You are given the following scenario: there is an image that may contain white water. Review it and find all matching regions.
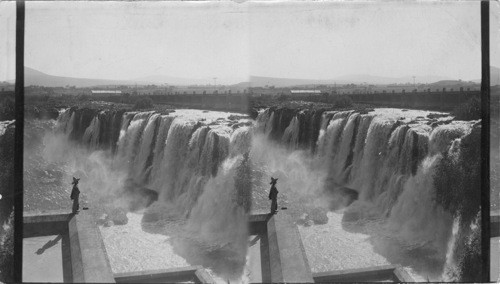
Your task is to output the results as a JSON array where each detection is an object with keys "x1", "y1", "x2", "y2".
[
  {"x1": 100, "y1": 212, "x2": 189, "y2": 273},
  {"x1": 299, "y1": 211, "x2": 389, "y2": 272}
]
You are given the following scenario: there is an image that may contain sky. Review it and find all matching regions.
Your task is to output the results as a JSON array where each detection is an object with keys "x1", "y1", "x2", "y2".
[
  {"x1": 0, "y1": 1, "x2": 15, "y2": 83},
  {"x1": 1, "y1": 0, "x2": 499, "y2": 84}
]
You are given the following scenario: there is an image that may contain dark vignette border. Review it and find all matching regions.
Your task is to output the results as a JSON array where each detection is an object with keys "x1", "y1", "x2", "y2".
[
  {"x1": 480, "y1": 0, "x2": 491, "y2": 282},
  {"x1": 14, "y1": 0, "x2": 24, "y2": 282}
]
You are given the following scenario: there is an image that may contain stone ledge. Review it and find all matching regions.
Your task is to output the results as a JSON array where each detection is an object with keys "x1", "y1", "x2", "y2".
[
  {"x1": 267, "y1": 213, "x2": 314, "y2": 283},
  {"x1": 249, "y1": 212, "x2": 270, "y2": 223},
  {"x1": 249, "y1": 212, "x2": 271, "y2": 235},
  {"x1": 23, "y1": 211, "x2": 72, "y2": 224},
  {"x1": 68, "y1": 211, "x2": 115, "y2": 283},
  {"x1": 313, "y1": 265, "x2": 414, "y2": 282},
  {"x1": 114, "y1": 266, "x2": 214, "y2": 283},
  {"x1": 23, "y1": 211, "x2": 72, "y2": 238}
]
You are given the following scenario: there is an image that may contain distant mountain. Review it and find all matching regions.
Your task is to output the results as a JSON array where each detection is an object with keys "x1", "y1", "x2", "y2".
[
  {"x1": 24, "y1": 67, "x2": 141, "y2": 87},
  {"x1": 428, "y1": 80, "x2": 479, "y2": 87},
  {"x1": 333, "y1": 74, "x2": 451, "y2": 85},
  {"x1": 23, "y1": 66, "x2": 496, "y2": 88},
  {"x1": 237, "y1": 74, "x2": 453, "y2": 88},
  {"x1": 234, "y1": 76, "x2": 339, "y2": 88},
  {"x1": 23, "y1": 67, "x2": 210, "y2": 87},
  {"x1": 132, "y1": 75, "x2": 208, "y2": 86}
]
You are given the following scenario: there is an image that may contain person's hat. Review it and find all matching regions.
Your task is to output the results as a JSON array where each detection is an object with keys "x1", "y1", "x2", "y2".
[
  {"x1": 270, "y1": 177, "x2": 278, "y2": 185},
  {"x1": 72, "y1": 177, "x2": 80, "y2": 185}
]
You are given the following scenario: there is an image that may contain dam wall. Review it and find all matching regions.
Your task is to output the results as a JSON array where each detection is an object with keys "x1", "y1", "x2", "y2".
[
  {"x1": 345, "y1": 90, "x2": 480, "y2": 110},
  {"x1": 88, "y1": 89, "x2": 480, "y2": 114}
]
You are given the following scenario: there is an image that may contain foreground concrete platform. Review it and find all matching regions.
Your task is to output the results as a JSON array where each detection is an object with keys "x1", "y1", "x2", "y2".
[
  {"x1": 23, "y1": 210, "x2": 115, "y2": 283},
  {"x1": 267, "y1": 213, "x2": 314, "y2": 283},
  {"x1": 249, "y1": 211, "x2": 314, "y2": 282},
  {"x1": 491, "y1": 211, "x2": 500, "y2": 282},
  {"x1": 492, "y1": 237, "x2": 500, "y2": 283},
  {"x1": 24, "y1": 209, "x2": 416, "y2": 283},
  {"x1": 23, "y1": 235, "x2": 66, "y2": 282},
  {"x1": 250, "y1": 211, "x2": 415, "y2": 283}
]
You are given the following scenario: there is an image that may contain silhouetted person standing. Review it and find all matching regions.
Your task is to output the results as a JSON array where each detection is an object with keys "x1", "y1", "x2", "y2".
[
  {"x1": 70, "y1": 177, "x2": 80, "y2": 214},
  {"x1": 269, "y1": 177, "x2": 278, "y2": 214}
]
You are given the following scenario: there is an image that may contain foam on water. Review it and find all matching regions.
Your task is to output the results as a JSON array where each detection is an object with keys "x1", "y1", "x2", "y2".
[
  {"x1": 99, "y1": 212, "x2": 189, "y2": 273},
  {"x1": 299, "y1": 211, "x2": 389, "y2": 272}
]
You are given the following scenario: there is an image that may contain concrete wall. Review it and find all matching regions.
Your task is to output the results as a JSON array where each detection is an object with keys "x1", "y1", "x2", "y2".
[
  {"x1": 91, "y1": 89, "x2": 480, "y2": 114},
  {"x1": 346, "y1": 90, "x2": 480, "y2": 110},
  {"x1": 282, "y1": 90, "x2": 480, "y2": 110},
  {"x1": 150, "y1": 93, "x2": 250, "y2": 113},
  {"x1": 68, "y1": 212, "x2": 115, "y2": 283},
  {"x1": 23, "y1": 212, "x2": 73, "y2": 282},
  {"x1": 23, "y1": 212, "x2": 71, "y2": 238},
  {"x1": 250, "y1": 212, "x2": 314, "y2": 283}
]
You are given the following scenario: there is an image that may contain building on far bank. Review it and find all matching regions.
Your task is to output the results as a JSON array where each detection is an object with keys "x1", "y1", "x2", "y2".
[
  {"x1": 290, "y1": 90, "x2": 322, "y2": 95},
  {"x1": 91, "y1": 90, "x2": 122, "y2": 95}
]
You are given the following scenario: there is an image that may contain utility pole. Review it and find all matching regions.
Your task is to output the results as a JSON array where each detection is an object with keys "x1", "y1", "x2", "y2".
[{"x1": 412, "y1": 76, "x2": 416, "y2": 89}]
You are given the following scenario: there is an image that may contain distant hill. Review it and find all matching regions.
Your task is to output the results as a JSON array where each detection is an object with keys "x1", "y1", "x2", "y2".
[
  {"x1": 24, "y1": 67, "x2": 140, "y2": 87},
  {"x1": 232, "y1": 76, "x2": 339, "y2": 88},
  {"x1": 21, "y1": 66, "x2": 498, "y2": 88},
  {"x1": 23, "y1": 67, "x2": 210, "y2": 88},
  {"x1": 236, "y1": 74, "x2": 453, "y2": 88},
  {"x1": 132, "y1": 75, "x2": 208, "y2": 86},
  {"x1": 333, "y1": 74, "x2": 451, "y2": 85},
  {"x1": 428, "y1": 80, "x2": 478, "y2": 87}
]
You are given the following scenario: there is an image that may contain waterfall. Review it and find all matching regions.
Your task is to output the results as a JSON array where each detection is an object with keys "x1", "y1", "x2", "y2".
[
  {"x1": 130, "y1": 113, "x2": 160, "y2": 184},
  {"x1": 147, "y1": 115, "x2": 175, "y2": 187},
  {"x1": 282, "y1": 116, "x2": 300, "y2": 148},
  {"x1": 56, "y1": 106, "x2": 480, "y2": 280},
  {"x1": 82, "y1": 116, "x2": 101, "y2": 149},
  {"x1": 255, "y1": 107, "x2": 479, "y2": 279}
]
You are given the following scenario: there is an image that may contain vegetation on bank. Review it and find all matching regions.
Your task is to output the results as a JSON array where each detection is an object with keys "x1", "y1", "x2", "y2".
[
  {"x1": 0, "y1": 116, "x2": 14, "y2": 283},
  {"x1": 0, "y1": 95, "x2": 15, "y2": 121},
  {"x1": 452, "y1": 96, "x2": 481, "y2": 121},
  {"x1": 133, "y1": 97, "x2": 155, "y2": 110},
  {"x1": 434, "y1": 124, "x2": 482, "y2": 281},
  {"x1": 332, "y1": 95, "x2": 353, "y2": 108}
]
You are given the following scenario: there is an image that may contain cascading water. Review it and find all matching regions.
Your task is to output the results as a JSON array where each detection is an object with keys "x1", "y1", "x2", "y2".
[
  {"x1": 29, "y1": 105, "x2": 481, "y2": 282},
  {"x1": 48, "y1": 108, "x2": 254, "y2": 281},
  {"x1": 255, "y1": 107, "x2": 480, "y2": 281}
]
